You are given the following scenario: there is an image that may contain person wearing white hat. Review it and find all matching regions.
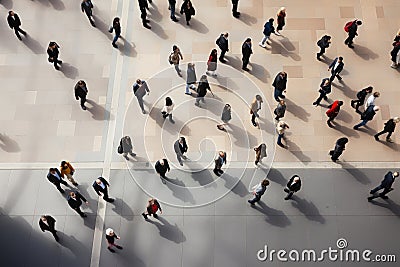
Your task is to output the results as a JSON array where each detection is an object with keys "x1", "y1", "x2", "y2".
[
  {"x1": 105, "y1": 228, "x2": 123, "y2": 253},
  {"x1": 374, "y1": 117, "x2": 400, "y2": 143}
]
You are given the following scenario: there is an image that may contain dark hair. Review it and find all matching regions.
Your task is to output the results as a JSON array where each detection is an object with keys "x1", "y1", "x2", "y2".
[
  {"x1": 113, "y1": 17, "x2": 120, "y2": 25},
  {"x1": 338, "y1": 101, "x2": 344, "y2": 106},
  {"x1": 339, "y1": 56, "x2": 343, "y2": 60},
  {"x1": 269, "y1": 18, "x2": 274, "y2": 23},
  {"x1": 165, "y1": 97, "x2": 173, "y2": 106},
  {"x1": 61, "y1": 161, "x2": 66, "y2": 166},
  {"x1": 356, "y1": 21, "x2": 362, "y2": 25},
  {"x1": 246, "y1": 38, "x2": 251, "y2": 42},
  {"x1": 211, "y1": 49, "x2": 217, "y2": 55},
  {"x1": 337, "y1": 137, "x2": 348, "y2": 146},
  {"x1": 8, "y1": 11, "x2": 13, "y2": 15},
  {"x1": 172, "y1": 45, "x2": 178, "y2": 51},
  {"x1": 366, "y1": 86, "x2": 373, "y2": 91}
]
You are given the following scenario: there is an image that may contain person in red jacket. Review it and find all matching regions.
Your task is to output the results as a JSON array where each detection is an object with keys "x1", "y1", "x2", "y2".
[{"x1": 326, "y1": 100, "x2": 343, "y2": 128}]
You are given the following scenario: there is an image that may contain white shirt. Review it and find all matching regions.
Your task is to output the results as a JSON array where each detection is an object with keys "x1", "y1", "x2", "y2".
[
  {"x1": 333, "y1": 61, "x2": 340, "y2": 71},
  {"x1": 365, "y1": 95, "x2": 375, "y2": 109},
  {"x1": 257, "y1": 100, "x2": 261, "y2": 110},
  {"x1": 99, "y1": 182, "x2": 105, "y2": 189},
  {"x1": 53, "y1": 172, "x2": 61, "y2": 180}
]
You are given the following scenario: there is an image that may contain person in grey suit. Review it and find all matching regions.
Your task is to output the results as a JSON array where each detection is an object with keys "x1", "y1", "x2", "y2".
[
  {"x1": 174, "y1": 137, "x2": 188, "y2": 166},
  {"x1": 133, "y1": 79, "x2": 150, "y2": 114}
]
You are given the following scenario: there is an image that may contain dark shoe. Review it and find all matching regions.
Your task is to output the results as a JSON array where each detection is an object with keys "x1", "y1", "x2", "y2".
[
  {"x1": 153, "y1": 214, "x2": 158, "y2": 219},
  {"x1": 55, "y1": 66, "x2": 60, "y2": 70},
  {"x1": 17, "y1": 36, "x2": 22, "y2": 41},
  {"x1": 278, "y1": 143, "x2": 285, "y2": 148},
  {"x1": 386, "y1": 138, "x2": 394, "y2": 143},
  {"x1": 186, "y1": 21, "x2": 190, "y2": 26},
  {"x1": 327, "y1": 121, "x2": 333, "y2": 128},
  {"x1": 380, "y1": 195, "x2": 389, "y2": 199},
  {"x1": 144, "y1": 24, "x2": 151, "y2": 29},
  {"x1": 108, "y1": 247, "x2": 116, "y2": 253},
  {"x1": 247, "y1": 200, "x2": 254, "y2": 205},
  {"x1": 348, "y1": 44, "x2": 354, "y2": 49},
  {"x1": 81, "y1": 213, "x2": 87, "y2": 218},
  {"x1": 284, "y1": 188, "x2": 290, "y2": 193},
  {"x1": 313, "y1": 102, "x2": 319, "y2": 106},
  {"x1": 317, "y1": 56, "x2": 321, "y2": 61},
  {"x1": 252, "y1": 122, "x2": 257, "y2": 127},
  {"x1": 172, "y1": 17, "x2": 179, "y2": 22},
  {"x1": 129, "y1": 152, "x2": 137, "y2": 157},
  {"x1": 367, "y1": 197, "x2": 373, "y2": 202},
  {"x1": 219, "y1": 59, "x2": 226, "y2": 63},
  {"x1": 337, "y1": 75, "x2": 342, "y2": 81},
  {"x1": 353, "y1": 126, "x2": 359, "y2": 130},
  {"x1": 242, "y1": 67, "x2": 250, "y2": 71},
  {"x1": 323, "y1": 96, "x2": 328, "y2": 100},
  {"x1": 73, "y1": 182, "x2": 79, "y2": 186},
  {"x1": 350, "y1": 101, "x2": 355, "y2": 108},
  {"x1": 374, "y1": 135, "x2": 379, "y2": 141},
  {"x1": 284, "y1": 196, "x2": 291, "y2": 200},
  {"x1": 60, "y1": 189, "x2": 65, "y2": 194},
  {"x1": 233, "y1": 12, "x2": 240, "y2": 18},
  {"x1": 142, "y1": 213, "x2": 148, "y2": 220},
  {"x1": 81, "y1": 105, "x2": 87, "y2": 110},
  {"x1": 107, "y1": 198, "x2": 115, "y2": 203},
  {"x1": 112, "y1": 43, "x2": 118, "y2": 48},
  {"x1": 54, "y1": 235, "x2": 59, "y2": 242},
  {"x1": 124, "y1": 155, "x2": 129, "y2": 160},
  {"x1": 369, "y1": 190, "x2": 375, "y2": 194},
  {"x1": 115, "y1": 245, "x2": 123, "y2": 250}
]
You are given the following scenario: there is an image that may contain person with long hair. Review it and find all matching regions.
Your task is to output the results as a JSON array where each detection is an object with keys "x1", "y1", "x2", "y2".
[
  {"x1": 162, "y1": 97, "x2": 175, "y2": 123},
  {"x1": 206, "y1": 49, "x2": 218, "y2": 76},
  {"x1": 276, "y1": 7, "x2": 286, "y2": 35}
]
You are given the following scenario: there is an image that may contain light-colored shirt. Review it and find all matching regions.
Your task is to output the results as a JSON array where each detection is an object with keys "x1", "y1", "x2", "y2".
[
  {"x1": 333, "y1": 61, "x2": 340, "y2": 71},
  {"x1": 257, "y1": 100, "x2": 261, "y2": 110},
  {"x1": 365, "y1": 95, "x2": 375, "y2": 109},
  {"x1": 53, "y1": 172, "x2": 61, "y2": 180},
  {"x1": 99, "y1": 182, "x2": 105, "y2": 189}
]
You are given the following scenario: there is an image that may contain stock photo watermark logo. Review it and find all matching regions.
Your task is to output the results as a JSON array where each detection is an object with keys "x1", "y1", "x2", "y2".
[{"x1": 257, "y1": 238, "x2": 396, "y2": 263}]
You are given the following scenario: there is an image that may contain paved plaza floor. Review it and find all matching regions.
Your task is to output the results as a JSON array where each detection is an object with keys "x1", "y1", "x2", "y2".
[{"x1": 0, "y1": 0, "x2": 400, "y2": 266}]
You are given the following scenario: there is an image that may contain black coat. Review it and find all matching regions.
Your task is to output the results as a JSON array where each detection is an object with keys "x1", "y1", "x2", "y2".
[
  {"x1": 81, "y1": 0, "x2": 93, "y2": 14},
  {"x1": 106, "y1": 233, "x2": 119, "y2": 244},
  {"x1": 348, "y1": 21, "x2": 358, "y2": 37},
  {"x1": 7, "y1": 13, "x2": 21, "y2": 29},
  {"x1": 356, "y1": 88, "x2": 369, "y2": 102},
  {"x1": 68, "y1": 192, "x2": 87, "y2": 209},
  {"x1": 155, "y1": 159, "x2": 170, "y2": 174},
  {"x1": 92, "y1": 177, "x2": 109, "y2": 195},
  {"x1": 47, "y1": 169, "x2": 64, "y2": 185},
  {"x1": 380, "y1": 172, "x2": 395, "y2": 189},
  {"x1": 361, "y1": 105, "x2": 376, "y2": 121},
  {"x1": 272, "y1": 73, "x2": 287, "y2": 91},
  {"x1": 329, "y1": 58, "x2": 344, "y2": 75},
  {"x1": 263, "y1": 21, "x2": 275, "y2": 36},
  {"x1": 287, "y1": 176, "x2": 301, "y2": 192},
  {"x1": 174, "y1": 140, "x2": 188, "y2": 155},
  {"x1": 319, "y1": 78, "x2": 331, "y2": 94},
  {"x1": 217, "y1": 34, "x2": 229, "y2": 51},
  {"x1": 47, "y1": 45, "x2": 60, "y2": 59},
  {"x1": 197, "y1": 81, "x2": 210, "y2": 97},
  {"x1": 241, "y1": 42, "x2": 252, "y2": 59},
  {"x1": 39, "y1": 215, "x2": 56, "y2": 232},
  {"x1": 75, "y1": 82, "x2": 88, "y2": 98},
  {"x1": 383, "y1": 119, "x2": 396, "y2": 132},
  {"x1": 317, "y1": 35, "x2": 330, "y2": 48}
]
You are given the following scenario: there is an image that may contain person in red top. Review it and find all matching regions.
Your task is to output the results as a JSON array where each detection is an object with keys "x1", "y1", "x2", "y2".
[
  {"x1": 142, "y1": 198, "x2": 162, "y2": 220},
  {"x1": 206, "y1": 49, "x2": 218, "y2": 76},
  {"x1": 326, "y1": 100, "x2": 343, "y2": 128}
]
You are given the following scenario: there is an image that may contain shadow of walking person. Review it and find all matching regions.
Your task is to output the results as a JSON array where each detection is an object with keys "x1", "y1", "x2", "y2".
[
  {"x1": 21, "y1": 35, "x2": 45, "y2": 54},
  {"x1": 291, "y1": 196, "x2": 326, "y2": 224},
  {"x1": 110, "y1": 197, "x2": 134, "y2": 221},
  {"x1": 60, "y1": 63, "x2": 79, "y2": 79},
  {"x1": 86, "y1": 99, "x2": 112, "y2": 120},
  {"x1": 252, "y1": 201, "x2": 291, "y2": 227},
  {"x1": 148, "y1": 216, "x2": 187, "y2": 243},
  {"x1": 368, "y1": 198, "x2": 400, "y2": 218},
  {"x1": 0, "y1": 133, "x2": 20, "y2": 152}
]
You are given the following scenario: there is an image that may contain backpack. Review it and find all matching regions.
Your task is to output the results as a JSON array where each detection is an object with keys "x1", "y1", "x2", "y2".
[
  {"x1": 344, "y1": 20, "x2": 355, "y2": 32},
  {"x1": 168, "y1": 53, "x2": 173, "y2": 65}
]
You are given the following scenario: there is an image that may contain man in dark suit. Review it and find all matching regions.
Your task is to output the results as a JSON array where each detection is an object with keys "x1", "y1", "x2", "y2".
[
  {"x1": 272, "y1": 72, "x2": 288, "y2": 102},
  {"x1": 155, "y1": 159, "x2": 170, "y2": 183},
  {"x1": 81, "y1": 0, "x2": 95, "y2": 27},
  {"x1": 68, "y1": 191, "x2": 89, "y2": 217},
  {"x1": 241, "y1": 38, "x2": 252, "y2": 71},
  {"x1": 351, "y1": 86, "x2": 373, "y2": 114},
  {"x1": 47, "y1": 41, "x2": 62, "y2": 70},
  {"x1": 328, "y1": 56, "x2": 344, "y2": 82},
  {"x1": 174, "y1": 137, "x2": 188, "y2": 166},
  {"x1": 39, "y1": 215, "x2": 59, "y2": 241},
  {"x1": 353, "y1": 105, "x2": 379, "y2": 130},
  {"x1": 74, "y1": 80, "x2": 88, "y2": 110},
  {"x1": 248, "y1": 179, "x2": 269, "y2": 204},
  {"x1": 284, "y1": 175, "x2": 301, "y2": 200},
  {"x1": 47, "y1": 168, "x2": 68, "y2": 193},
  {"x1": 313, "y1": 78, "x2": 331, "y2": 106},
  {"x1": 133, "y1": 79, "x2": 150, "y2": 114},
  {"x1": 92, "y1": 177, "x2": 114, "y2": 202},
  {"x1": 7, "y1": 11, "x2": 26, "y2": 40},
  {"x1": 231, "y1": 0, "x2": 240, "y2": 18},
  {"x1": 214, "y1": 151, "x2": 227, "y2": 176},
  {"x1": 345, "y1": 20, "x2": 362, "y2": 48},
  {"x1": 368, "y1": 171, "x2": 399, "y2": 201},
  {"x1": 138, "y1": 0, "x2": 151, "y2": 29},
  {"x1": 374, "y1": 117, "x2": 399, "y2": 143},
  {"x1": 216, "y1": 32, "x2": 229, "y2": 63},
  {"x1": 168, "y1": 0, "x2": 179, "y2": 22}
]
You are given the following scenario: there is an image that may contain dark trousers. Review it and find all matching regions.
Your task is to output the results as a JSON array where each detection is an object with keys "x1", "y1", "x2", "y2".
[
  {"x1": 345, "y1": 35, "x2": 355, "y2": 45},
  {"x1": 54, "y1": 180, "x2": 67, "y2": 193},
  {"x1": 249, "y1": 194, "x2": 261, "y2": 204},
  {"x1": 140, "y1": 9, "x2": 148, "y2": 25},
  {"x1": 314, "y1": 91, "x2": 327, "y2": 105},
  {"x1": 79, "y1": 95, "x2": 87, "y2": 107},
  {"x1": 277, "y1": 133, "x2": 284, "y2": 147},
  {"x1": 13, "y1": 26, "x2": 26, "y2": 40},
  {"x1": 220, "y1": 49, "x2": 227, "y2": 60},
  {"x1": 73, "y1": 206, "x2": 85, "y2": 216},
  {"x1": 329, "y1": 72, "x2": 341, "y2": 82},
  {"x1": 274, "y1": 89, "x2": 285, "y2": 102},
  {"x1": 251, "y1": 113, "x2": 257, "y2": 125},
  {"x1": 317, "y1": 47, "x2": 326, "y2": 58},
  {"x1": 45, "y1": 228, "x2": 59, "y2": 240},
  {"x1": 277, "y1": 23, "x2": 284, "y2": 31},
  {"x1": 159, "y1": 172, "x2": 166, "y2": 178},
  {"x1": 351, "y1": 99, "x2": 364, "y2": 113},
  {"x1": 112, "y1": 33, "x2": 120, "y2": 45},
  {"x1": 375, "y1": 130, "x2": 392, "y2": 139},
  {"x1": 242, "y1": 57, "x2": 249, "y2": 69},
  {"x1": 50, "y1": 56, "x2": 62, "y2": 68},
  {"x1": 369, "y1": 185, "x2": 392, "y2": 200},
  {"x1": 84, "y1": 10, "x2": 95, "y2": 24},
  {"x1": 327, "y1": 114, "x2": 337, "y2": 124},
  {"x1": 329, "y1": 150, "x2": 342, "y2": 161},
  {"x1": 100, "y1": 189, "x2": 112, "y2": 201},
  {"x1": 231, "y1": 0, "x2": 239, "y2": 15}
]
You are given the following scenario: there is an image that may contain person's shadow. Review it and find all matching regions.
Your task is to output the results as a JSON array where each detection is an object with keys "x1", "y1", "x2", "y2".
[
  {"x1": 21, "y1": 34, "x2": 44, "y2": 54},
  {"x1": 75, "y1": 183, "x2": 98, "y2": 212},
  {"x1": 92, "y1": 14, "x2": 113, "y2": 41},
  {"x1": 119, "y1": 37, "x2": 137, "y2": 57},
  {"x1": 219, "y1": 173, "x2": 248, "y2": 197},
  {"x1": 251, "y1": 201, "x2": 291, "y2": 227},
  {"x1": 33, "y1": 0, "x2": 65, "y2": 10},
  {"x1": 0, "y1": 133, "x2": 20, "y2": 152},
  {"x1": 285, "y1": 98, "x2": 311, "y2": 122},
  {"x1": 291, "y1": 196, "x2": 326, "y2": 224},
  {"x1": 86, "y1": 99, "x2": 112, "y2": 120},
  {"x1": 58, "y1": 233, "x2": 91, "y2": 261},
  {"x1": 369, "y1": 198, "x2": 400, "y2": 218},
  {"x1": 340, "y1": 162, "x2": 371, "y2": 185},
  {"x1": 237, "y1": 13, "x2": 257, "y2": 26},
  {"x1": 352, "y1": 44, "x2": 379, "y2": 60},
  {"x1": 110, "y1": 197, "x2": 134, "y2": 221},
  {"x1": 147, "y1": 216, "x2": 187, "y2": 243},
  {"x1": 60, "y1": 63, "x2": 79, "y2": 79},
  {"x1": 164, "y1": 176, "x2": 196, "y2": 204}
]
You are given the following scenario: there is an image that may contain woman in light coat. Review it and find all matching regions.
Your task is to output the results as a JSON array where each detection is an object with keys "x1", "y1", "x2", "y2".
[
  {"x1": 217, "y1": 104, "x2": 232, "y2": 131},
  {"x1": 162, "y1": 97, "x2": 175, "y2": 123}
]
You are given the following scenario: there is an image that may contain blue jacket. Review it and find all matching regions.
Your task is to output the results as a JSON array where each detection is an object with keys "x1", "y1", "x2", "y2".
[
  {"x1": 263, "y1": 21, "x2": 275, "y2": 36},
  {"x1": 381, "y1": 172, "x2": 395, "y2": 189}
]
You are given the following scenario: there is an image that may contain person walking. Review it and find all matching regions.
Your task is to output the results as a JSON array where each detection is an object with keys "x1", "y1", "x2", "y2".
[
  {"x1": 47, "y1": 41, "x2": 62, "y2": 70},
  {"x1": 132, "y1": 79, "x2": 150, "y2": 114},
  {"x1": 248, "y1": 179, "x2": 269, "y2": 205},
  {"x1": 368, "y1": 171, "x2": 399, "y2": 201},
  {"x1": 214, "y1": 151, "x2": 227, "y2": 176},
  {"x1": 155, "y1": 159, "x2": 170, "y2": 183},
  {"x1": 174, "y1": 137, "x2": 188, "y2": 166},
  {"x1": 284, "y1": 175, "x2": 301, "y2": 200},
  {"x1": 217, "y1": 104, "x2": 232, "y2": 131},
  {"x1": 259, "y1": 18, "x2": 275, "y2": 48},
  {"x1": 328, "y1": 56, "x2": 344, "y2": 82},
  {"x1": 161, "y1": 97, "x2": 175, "y2": 123},
  {"x1": 326, "y1": 100, "x2": 344, "y2": 128},
  {"x1": 180, "y1": 0, "x2": 195, "y2": 26},
  {"x1": 231, "y1": 0, "x2": 240, "y2": 18},
  {"x1": 119, "y1": 136, "x2": 136, "y2": 160},
  {"x1": 142, "y1": 198, "x2": 162, "y2": 220},
  {"x1": 216, "y1": 32, "x2": 229, "y2": 63},
  {"x1": 74, "y1": 80, "x2": 88, "y2": 110},
  {"x1": 350, "y1": 86, "x2": 373, "y2": 114},
  {"x1": 195, "y1": 75, "x2": 212, "y2": 107},
  {"x1": 365, "y1": 91, "x2": 380, "y2": 110},
  {"x1": 254, "y1": 143, "x2": 267, "y2": 166},
  {"x1": 67, "y1": 191, "x2": 89, "y2": 217},
  {"x1": 93, "y1": 177, "x2": 114, "y2": 203},
  {"x1": 374, "y1": 117, "x2": 400, "y2": 143},
  {"x1": 185, "y1": 63, "x2": 197, "y2": 95},
  {"x1": 39, "y1": 215, "x2": 59, "y2": 242},
  {"x1": 138, "y1": 0, "x2": 151, "y2": 29},
  {"x1": 109, "y1": 17, "x2": 121, "y2": 48},
  {"x1": 316, "y1": 35, "x2": 331, "y2": 60},
  {"x1": 275, "y1": 7, "x2": 286, "y2": 35},
  {"x1": 276, "y1": 120, "x2": 289, "y2": 148},
  {"x1": 241, "y1": 38, "x2": 253, "y2": 71},
  {"x1": 272, "y1": 71, "x2": 288, "y2": 102},
  {"x1": 7, "y1": 11, "x2": 27, "y2": 40},
  {"x1": 81, "y1": 0, "x2": 95, "y2": 27},
  {"x1": 313, "y1": 78, "x2": 331, "y2": 106},
  {"x1": 169, "y1": 45, "x2": 183, "y2": 76},
  {"x1": 329, "y1": 137, "x2": 348, "y2": 162},
  {"x1": 47, "y1": 168, "x2": 68, "y2": 194},
  {"x1": 206, "y1": 49, "x2": 218, "y2": 76},
  {"x1": 274, "y1": 100, "x2": 286, "y2": 121},
  {"x1": 390, "y1": 40, "x2": 400, "y2": 69},
  {"x1": 250, "y1": 95, "x2": 263, "y2": 127},
  {"x1": 105, "y1": 228, "x2": 123, "y2": 253},
  {"x1": 353, "y1": 105, "x2": 380, "y2": 130},
  {"x1": 344, "y1": 19, "x2": 362, "y2": 48},
  {"x1": 168, "y1": 0, "x2": 179, "y2": 22},
  {"x1": 60, "y1": 161, "x2": 78, "y2": 186}
]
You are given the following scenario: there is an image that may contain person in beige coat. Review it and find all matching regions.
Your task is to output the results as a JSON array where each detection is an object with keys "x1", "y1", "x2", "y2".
[
  {"x1": 276, "y1": 120, "x2": 289, "y2": 148},
  {"x1": 250, "y1": 95, "x2": 263, "y2": 127},
  {"x1": 169, "y1": 45, "x2": 183, "y2": 76},
  {"x1": 254, "y1": 143, "x2": 267, "y2": 166}
]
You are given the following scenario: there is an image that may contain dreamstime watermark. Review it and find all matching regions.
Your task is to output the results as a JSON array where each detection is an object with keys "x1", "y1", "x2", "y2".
[{"x1": 257, "y1": 238, "x2": 396, "y2": 263}]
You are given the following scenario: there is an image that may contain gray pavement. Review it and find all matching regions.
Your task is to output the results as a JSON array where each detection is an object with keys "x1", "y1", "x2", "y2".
[{"x1": 1, "y1": 167, "x2": 399, "y2": 267}]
